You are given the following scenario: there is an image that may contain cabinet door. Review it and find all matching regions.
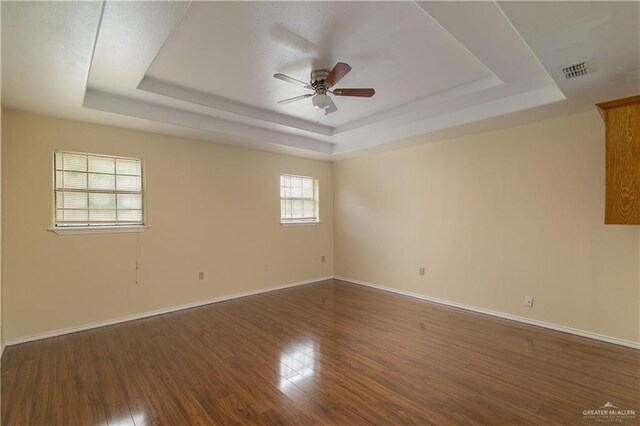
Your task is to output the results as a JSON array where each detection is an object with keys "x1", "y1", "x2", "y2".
[{"x1": 605, "y1": 104, "x2": 640, "y2": 224}]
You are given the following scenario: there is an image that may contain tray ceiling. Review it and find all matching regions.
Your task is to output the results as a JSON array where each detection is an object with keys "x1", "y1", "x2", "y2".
[
  {"x1": 144, "y1": 2, "x2": 494, "y2": 128},
  {"x1": 2, "y1": 1, "x2": 639, "y2": 160}
]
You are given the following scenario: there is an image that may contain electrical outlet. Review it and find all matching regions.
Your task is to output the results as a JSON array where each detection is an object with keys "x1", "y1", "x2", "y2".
[
  {"x1": 524, "y1": 296, "x2": 534, "y2": 308},
  {"x1": 265, "y1": 263, "x2": 271, "y2": 271},
  {"x1": 199, "y1": 272, "x2": 205, "y2": 280},
  {"x1": 419, "y1": 267, "x2": 425, "y2": 276},
  {"x1": 321, "y1": 255, "x2": 326, "y2": 263}
]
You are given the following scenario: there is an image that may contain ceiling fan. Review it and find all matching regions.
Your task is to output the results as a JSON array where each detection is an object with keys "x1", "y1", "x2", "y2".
[{"x1": 273, "y1": 62, "x2": 375, "y2": 114}]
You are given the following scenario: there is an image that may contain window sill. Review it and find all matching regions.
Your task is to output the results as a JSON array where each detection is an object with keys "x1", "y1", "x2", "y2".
[
  {"x1": 49, "y1": 225, "x2": 149, "y2": 235},
  {"x1": 280, "y1": 222, "x2": 321, "y2": 227}
]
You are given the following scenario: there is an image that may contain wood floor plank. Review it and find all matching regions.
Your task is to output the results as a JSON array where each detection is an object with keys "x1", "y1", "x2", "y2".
[
  {"x1": 2, "y1": 341, "x2": 43, "y2": 426},
  {"x1": 2, "y1": 279, "x2": 639, "y2": 425}
]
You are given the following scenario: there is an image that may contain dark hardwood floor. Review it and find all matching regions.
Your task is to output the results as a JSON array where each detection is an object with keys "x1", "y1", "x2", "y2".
[{"x1": 2, "y1": 279, "x2": 639, "y2": 425}]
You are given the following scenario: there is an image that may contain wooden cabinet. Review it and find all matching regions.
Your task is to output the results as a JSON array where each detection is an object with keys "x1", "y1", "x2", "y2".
[{"x1": 596, "y1": 95, "x2": 640, "y2": 224}]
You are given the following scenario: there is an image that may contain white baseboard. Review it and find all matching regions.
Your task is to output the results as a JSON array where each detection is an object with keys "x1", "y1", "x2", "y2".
[
  {"x1": 5, "y1": 276, "x2": 333, "y2": 347},
  {"x1": 6, "y1": 275, "x2": 638, "y2": 351},
  {"x1": 334, "y1": 276, "x2": 640, "y2": 350}
]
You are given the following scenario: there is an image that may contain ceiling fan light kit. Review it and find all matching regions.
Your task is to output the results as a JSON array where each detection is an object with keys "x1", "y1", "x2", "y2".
[
  {"x1": 312, "y1": 93, "x2": 331, "y2": 109},
  {"x1": 274, "y1": 62, "x2": 375, "y2": 115}
]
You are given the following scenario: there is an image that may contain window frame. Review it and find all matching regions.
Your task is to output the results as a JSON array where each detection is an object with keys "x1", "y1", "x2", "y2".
[
  {"x1": 51, "y1": 150, "x2": 148, "y2": 235},
  {"x1": 280, "y1": 174, "x2": 320, "y2": 226}
]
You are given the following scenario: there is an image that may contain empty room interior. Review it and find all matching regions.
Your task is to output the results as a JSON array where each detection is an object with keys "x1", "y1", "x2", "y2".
[{"x1": 1, "y1": 1, "x2": 639, "y2": 424}]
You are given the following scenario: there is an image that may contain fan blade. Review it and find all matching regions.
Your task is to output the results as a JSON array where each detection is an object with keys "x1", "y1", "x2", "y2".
[
  {"x1": 332, "y1": 88, "x2": 375, "y2": 97},
  {"x1": 325, "y1": 96, "x2": 337, "y2": 115},
  {"x1": 273, "y1": 73, "x2": 312, "y2": 89},
  {"x1": 325, "y1": 62, "x2": 351, "y2": 87},
  {"x1": 277, "y1": 93, "x2": 313, "y2": 104}
]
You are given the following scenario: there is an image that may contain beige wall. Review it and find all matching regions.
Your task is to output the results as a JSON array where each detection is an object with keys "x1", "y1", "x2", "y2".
[
  {"x1": 0, "y1": 99, "x2": 4, "y2": 350},
  {"x1": 0, "y1": 104, "x2": 3, "y2": 350},
  {"x1": 2, "y1": 110, "x2": 333, "y2": 341},
  {"x1": 3, "y1": 108, "x2": 638, "y2": 345},
  {"x1": 334, "y1": 111, "x2": 640, "y2": 344}
]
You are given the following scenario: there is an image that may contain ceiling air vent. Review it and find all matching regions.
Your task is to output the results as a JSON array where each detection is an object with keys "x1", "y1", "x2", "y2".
[{"x1": 561, "y1": 61, "x2": 592, "y2": 79}]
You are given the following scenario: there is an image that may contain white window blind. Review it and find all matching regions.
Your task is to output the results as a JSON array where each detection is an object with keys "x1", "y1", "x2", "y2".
[
  {"x1": 54, "y1": 151, "x2": 144, "y2": 227},
  {"x1": 280, "y1": 174, "x2": 319, "y2": 224}
]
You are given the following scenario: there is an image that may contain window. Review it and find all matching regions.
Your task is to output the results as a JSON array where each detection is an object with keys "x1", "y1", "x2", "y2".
[
  {"x1": 54, "y1": 151, "x2": 144, "y2": 228},
  {"x1": 280, "y1": 174, "x2": 319, "y2": 224}
]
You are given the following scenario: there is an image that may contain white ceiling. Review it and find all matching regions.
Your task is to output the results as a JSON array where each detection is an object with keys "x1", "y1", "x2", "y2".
[
  {"x1": 146, "y1": 2, "x2": 493, "y2": 127},
  {"x1": 2, "y1": 1, "x2": 639, "y2": 160}
]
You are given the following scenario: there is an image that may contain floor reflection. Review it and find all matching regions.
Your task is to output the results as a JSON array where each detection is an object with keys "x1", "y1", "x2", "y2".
[
  {"x1": 99, "y1": 410, "x2": 145, "y2": 426},
  {"x1": 278, "y1": 339, "x2": 319, "y2": 391},
  {"x1": 131, "y1": 411, "x2": 147, "y2": 425}
]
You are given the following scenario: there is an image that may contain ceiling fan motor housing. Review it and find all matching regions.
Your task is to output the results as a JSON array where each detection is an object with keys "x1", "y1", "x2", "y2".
[
  {"x1": 311, "y1": 69, "x2": 331, "y2": 90},
  {"x1": 310, "y1": 69, "x2": 331, "y2": 109}
]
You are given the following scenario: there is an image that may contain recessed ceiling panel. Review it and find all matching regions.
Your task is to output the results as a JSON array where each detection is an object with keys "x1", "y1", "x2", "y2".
[{"x1": 145, "y1": 1, "x2": 495, "y2": 127}]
